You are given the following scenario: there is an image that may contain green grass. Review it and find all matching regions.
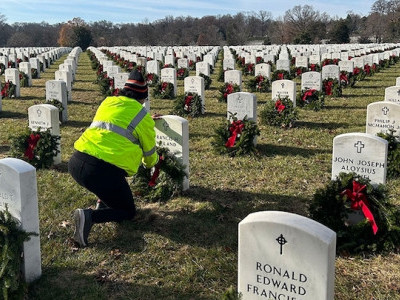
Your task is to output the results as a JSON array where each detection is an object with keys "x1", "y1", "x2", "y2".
[{"x1": 1, "y1": 52, "x2": 400, "y2": 299}]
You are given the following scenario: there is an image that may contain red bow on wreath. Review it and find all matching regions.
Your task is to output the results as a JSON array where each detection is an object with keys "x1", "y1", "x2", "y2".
[
  {"x1": 275, "y1": 100, "x2": 286, "y2": 113},
  {"x1": 310, "y1": 64, "x2": 317, "y2": 71},
  {"x1": 225, "y1": 120, "x2": 244, "y2": 148},
  {"x1": 341, "y1": 180, "x2": 378, "y2": 235},
  {"x1": 148, "y1": 156, "x2": 164, "y2": 187},
  {"x1": 184, "y1": 95, "x2": 193, "y2": 112},
  {"x1": 364, "y1": 65, "x2": 371, "y2": 75},
  {"x1": 340, "y1": 73, "x2": 349, "y2": 85},
  {"x1": 324, "y1": 81, "x2": 333, "y2": 96},
  {"x1": 277, "y1": 73, "x2": 284, "y2": 80},
  {"x1": 223, "y1": 84, "x2": 234, "y2": 100},
  {"x1": 302, "y1": 89, "x2": 316, "y2": 102},
  {"x1": 24, "y1": 133, "x2": 41, "y2": 160},
  {"x1": 161, "y1": 82, "x2": 168, "y2": 92},
  {"x1": 1, "y1": 81, "x2": 9, "y2": 97}
]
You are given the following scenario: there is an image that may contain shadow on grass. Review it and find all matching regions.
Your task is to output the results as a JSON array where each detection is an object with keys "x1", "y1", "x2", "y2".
[
  {"x1": 29, "y1": 266, "x2": 208, "y2": 300},
  {"x1": 99, "y1": 185, "x2": 310, "y2": 252},
  {"x1": 64, "y1": 120, "x2": 91, "y2": 128},
  {"x1": 344, "y1": 93, "x2": 376, "y2": 98},
  {"x1": 68, "y1": 100, "x2": 100, "y2": 106},
  {"x1": 0, "y1": 110, "x2": 27, "y2": 119},
  {"x1": 256, "y1": 143, "x2": 330, "y2": 158},
  {"x1": 296, "y1": 120, "x2": 349, "y2": 129},
  {"x1": 324, "y1": 105, "x2": 364, "y2": 110}
]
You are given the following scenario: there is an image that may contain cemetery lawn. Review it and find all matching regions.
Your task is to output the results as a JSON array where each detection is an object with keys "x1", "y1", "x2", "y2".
[{"x1": 1, "y1": 52, "x2": 400, "y2": 300}]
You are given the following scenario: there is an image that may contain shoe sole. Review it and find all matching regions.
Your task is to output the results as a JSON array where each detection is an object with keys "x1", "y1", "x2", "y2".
[{"x1": 73, "y1": 209, "x2": 87, "y2": 247}]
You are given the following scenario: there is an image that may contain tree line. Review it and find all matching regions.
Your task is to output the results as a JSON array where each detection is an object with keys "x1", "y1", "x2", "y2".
[{"x1": 0, "y1": 1, "x2": 399, "y2": 50}]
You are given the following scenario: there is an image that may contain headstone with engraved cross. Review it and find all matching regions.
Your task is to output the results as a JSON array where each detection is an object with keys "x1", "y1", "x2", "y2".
[
  {"x1": 384, "y1": 86, "x2": 400, "y2": 104},
  {"x1": 366, "y1": 101, "x2": 400, "y2": 138},
  {"x1": 332, "y1": 133, "x2": 388, "y2": 186},
  {"x1": 238, "y1": 211, "x2": 336, "y2": 300},
  {"x1": 271, "y1": 79, "x2": 296, "y2": 106}
]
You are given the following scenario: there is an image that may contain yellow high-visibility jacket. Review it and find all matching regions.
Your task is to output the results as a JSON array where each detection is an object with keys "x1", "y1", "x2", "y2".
[{"x1": 74, "y1": 95, "x2": 158, "y2": 176}]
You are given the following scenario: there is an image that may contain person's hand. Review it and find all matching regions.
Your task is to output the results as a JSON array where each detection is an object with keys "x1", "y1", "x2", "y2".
[{"x1": 152, "y1": 113, "x2": 163, "y2": 120}]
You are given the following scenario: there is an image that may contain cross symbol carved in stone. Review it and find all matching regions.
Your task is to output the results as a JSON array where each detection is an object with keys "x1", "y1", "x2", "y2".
[
  {"x1": 382, "y1": 106, "x2": 389, "y2": 115},
  {"x1": 354, "y1": 141, "x2": 365, "y2": 153}
]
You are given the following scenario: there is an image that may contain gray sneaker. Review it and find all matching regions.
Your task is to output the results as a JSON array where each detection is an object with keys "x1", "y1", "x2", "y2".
[{"x1": 73, "y1": 209, "x2": 93, "y2": 247}]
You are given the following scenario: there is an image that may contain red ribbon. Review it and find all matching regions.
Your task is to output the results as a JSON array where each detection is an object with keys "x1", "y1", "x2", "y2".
[
  {"x1": 341, "y1": 181, "x2": 378, "y2": 235},
  {"x1": 1, "y1": 81, "x2": 9, "y2": 97},
  {"x1": 302, "y1": 89, "x2": 316, "y2": 101},
  {"x1": 225, "y1": 120, "x2": 244, "y2": 148},
  {"x1": 277, "y1": 73, "x2": 284, "y2": 80},
  {"x1": 184, "y1": 95, "x2": 193, "y2": 112},
  {"x1": 340, "y1": 73, "x2": 349, "y2": 85},
  {"x1": 24, "y1": 133, "x2": 41, "y2": 160},
  {"x1": 148, "y1": 156, "x2": 164, "y2": 187},
  {"x1": 353, "y1": 67, "x2": 360, "y2": 75},
  {"x1": 324, "y1": 81, "x2": 333, "y2": 95},
  {"x1": 275, "y1": 100, "x2": 286, "y2": 113},
  {"x1": 364, "y1": 65, "x2": 371, "y2": 75},
  {"x1": 310, "y1": 64, "x2": 316, "y2": 71},
  {"x1": 161, "y1": 82, "x2": 168, "y2": 92},
  {"x1": 296, "y1": 68, "x2": 303, "y2": 76}
]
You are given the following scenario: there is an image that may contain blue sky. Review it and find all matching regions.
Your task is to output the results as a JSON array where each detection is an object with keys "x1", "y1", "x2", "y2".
[{"x1": 1, "y1": 0, "x2": 376, "y2": 25}]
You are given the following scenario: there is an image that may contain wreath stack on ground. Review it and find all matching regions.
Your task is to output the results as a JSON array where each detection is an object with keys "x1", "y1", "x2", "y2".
[
  {"x1": 152, "y1": 82, "x2": 175, "y2": 99},
  {"x1": 246, "y1": 75, "x2": 270, "y2": 93},
  {"x1": 260, "y1": 96, "x2": 298, "y2": 128},
  {"x1": 309, "y1": 172, "x2": 400, "y2": 253},
  {"x1": 297, "y1": 88, "x2": 325, "y2": 111},
  {"x1": 9, "y1": 128, "x2": 60, "y2": 169},
  {"x1": 212, "y1": 113, "x2": 260, "y2": 157},
  {"x1": 322, "y1": 78, "x2": 342, "y2": 97},
  {"x1": 131, "y1": 147, "x2": 187, "y2": 202},
  {"x1": 172, "y1": 92, "x2": 204, "y2": 117}
]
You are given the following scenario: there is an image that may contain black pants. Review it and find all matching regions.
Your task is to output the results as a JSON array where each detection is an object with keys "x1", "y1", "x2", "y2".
[{"x1": 68, "y1": 151, "x2": 136, "y2": 223}]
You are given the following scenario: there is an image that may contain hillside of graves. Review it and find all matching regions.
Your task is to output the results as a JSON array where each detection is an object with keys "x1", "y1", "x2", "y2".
[{"x1": 1, "y1": 45, "x2": 400, "y2": 299}]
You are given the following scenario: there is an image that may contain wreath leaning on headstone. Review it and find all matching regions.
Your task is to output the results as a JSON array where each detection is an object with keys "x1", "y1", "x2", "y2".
[
  {"x1": 0, "y1": 206, "x2": 37, "y2": 300},
  {"x1": 297, "y1": 88, "x2": 325, "y2": 111},
  {"x1": 9, "y1": 128, "x2": 60, "y2": 169},
  {"x1": 309, "y1": 172, "x2": 400, "y2": 254},
  {"x1": 218, "y1": 82, "x2": 240, "y2": 102},
  {"x1": 172, "y1": 92, "x2": 204, "y2": 118},
  {"x1": 152, "y1": 82, "x2": 175, "y2": 99},
  {"x1": 246, "y1": 75, "x2": 270, "y2": 93},
  {"x1": 131, "y1": 147, "x2": 187, "y2": 203},
  {"x1": 212, "y1": 112, "x2": 260, "y2": 157},
  {"x1": 377, "y1": 130, "x2": 400, "y2": 179},
  {"x1": 322, "y1": 78, "x2": 342, "y2": 97},
  {"x1": 199, "y1": 73, "x2": 212, "y2": 90},
  {"x1": 260, "y1": 96, "x2": 298, "y2": 128},
  {"x1": 1, "y1": 80, "x2": 16, "y2": 99}
]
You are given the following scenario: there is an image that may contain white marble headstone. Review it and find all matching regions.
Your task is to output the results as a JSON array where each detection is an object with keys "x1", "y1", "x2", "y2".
[
  {"x1": 301, "y1": 71, "x2": 322, "y2": 91},
  {"x1": 271, "y1": 80, "x2": 296, "y2": 106},
  {"x1": 366, "y1": 102, "x2": 400, "y2": 137},
  {"x1": 155, "y1": 116, "x2": 189, "y2": 190},
  {"x1": 224, "y1": 70, "x2": 242, "y2": 90},
  {"x1": 5, "y1": 68, "x2": 21, "y2": 97},
  {"x1": 196, "y1": 61, "x2": 210, "y2": 77},
  {"x1": 160, "y1": 68, "x2": 177, "y2": 96},
  {"x1": 384, "y1": 86, "x2": 400, "y2": 104},
  {"x1": 238, "y1": 211, "x2": 336, "y2": 300},
  {"x1": 322, "y1": 65, "x2": 340, "y2": 81},
  {"x1": 184, "y1": 76, "x2": 205, "y2": 113},
  {"x1": 227, "y1": 92, "x2": 257, "y2": 122},
  {"x1": 0, "y1": 158, "x2": 42, "y2": 283},
  {"x1": 332, "y1": 133, "x2": 388, "y2": 186},
  {"x1": 45, "y1": 80, "x2": 68, "y2": 122},
  {"x1": 255, "y1": 63, "x2": 271, "y2": 79}
]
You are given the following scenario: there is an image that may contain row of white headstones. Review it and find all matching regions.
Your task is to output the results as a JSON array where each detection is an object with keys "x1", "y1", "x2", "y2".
[{"x1": 1, "y1": 43, "x2": 400, "y2": 299}]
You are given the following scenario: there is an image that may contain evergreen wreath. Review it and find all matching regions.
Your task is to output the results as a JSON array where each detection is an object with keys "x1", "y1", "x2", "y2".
[
  {"x1": 246, "y1": 75, "x2": 270, "y2": 93},
  {"x1": 31, "y1": 68, "x2": 39, "y2": 79},
  {"x1": 152, "y1": 82, "x2": 175, "y2": 99},
  {"x1": 9, "y1": 128, "x2": 60, "y2": 169},
  {"x1": 0, "y1": 81, "x2": 16, "y2": 99},
  {"x1": 46, "y1": 99, "x2": 65, "y2": 122},
  {"x1": 177, "y1": 67, "x2": 189, "y2": 80},
  {"x1": 309, "y1": 63, "x2": 321, "y2": 72},
  {"x1": 309, "y1": 172, "x2": 400, "y2": 253},
  {"x1": 0, "y1": 206, "x2": 37, "y2": 300},
  {"x1": 260, "y1": 96, "x2": 298, "y2": 128},
  {"x1": 131, "y1": 147, "x2": 187, "y2": 203},
  {"x1": 322, "y1": 78, "x2": 342, "y2": 97},
  {"x1": 218, "y1": 82, "x2": 240, "y2": 102},
  {"x1": 339, "y1": 71, "x2": 355, "y2": 88},
  {"x1": 292, "y1": 66, "x2": 308, "y2": 77},
  {"x1": 212, "y1": 112, "x2": 260, "y2": 157},
  {"x1": 271, "y1": 69, "x2": 291, "y2": 81},
  {"x1": 19, "y1": 72, "x2": 29, "y2": 87},
  {"x1": 243, "y1": 63, "x2": 255, "y2": 76},
  {"x1": 377, "y1": 130, "x2": 400, "y2": 179},
  {"x1": 146, "y1": 73, "x2": 159, "y2": 87},
  {"x1": 297, "y1": 88, "x2": 325, "y2": 111},
  {"x1": 199, "y1": 73, "x2": 212, "y2": 90},
  {"x1": 172, "y1": 92, "x2": 204, "y2": 117},
  {"x1": 352, "y1": 67, "x2": 366, "y2": 84}
]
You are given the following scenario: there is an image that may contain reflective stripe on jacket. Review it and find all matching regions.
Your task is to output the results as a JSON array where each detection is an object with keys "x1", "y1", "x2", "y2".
[{"x1": 74, "y1": 95, "x2": 158, "y2": 176}]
